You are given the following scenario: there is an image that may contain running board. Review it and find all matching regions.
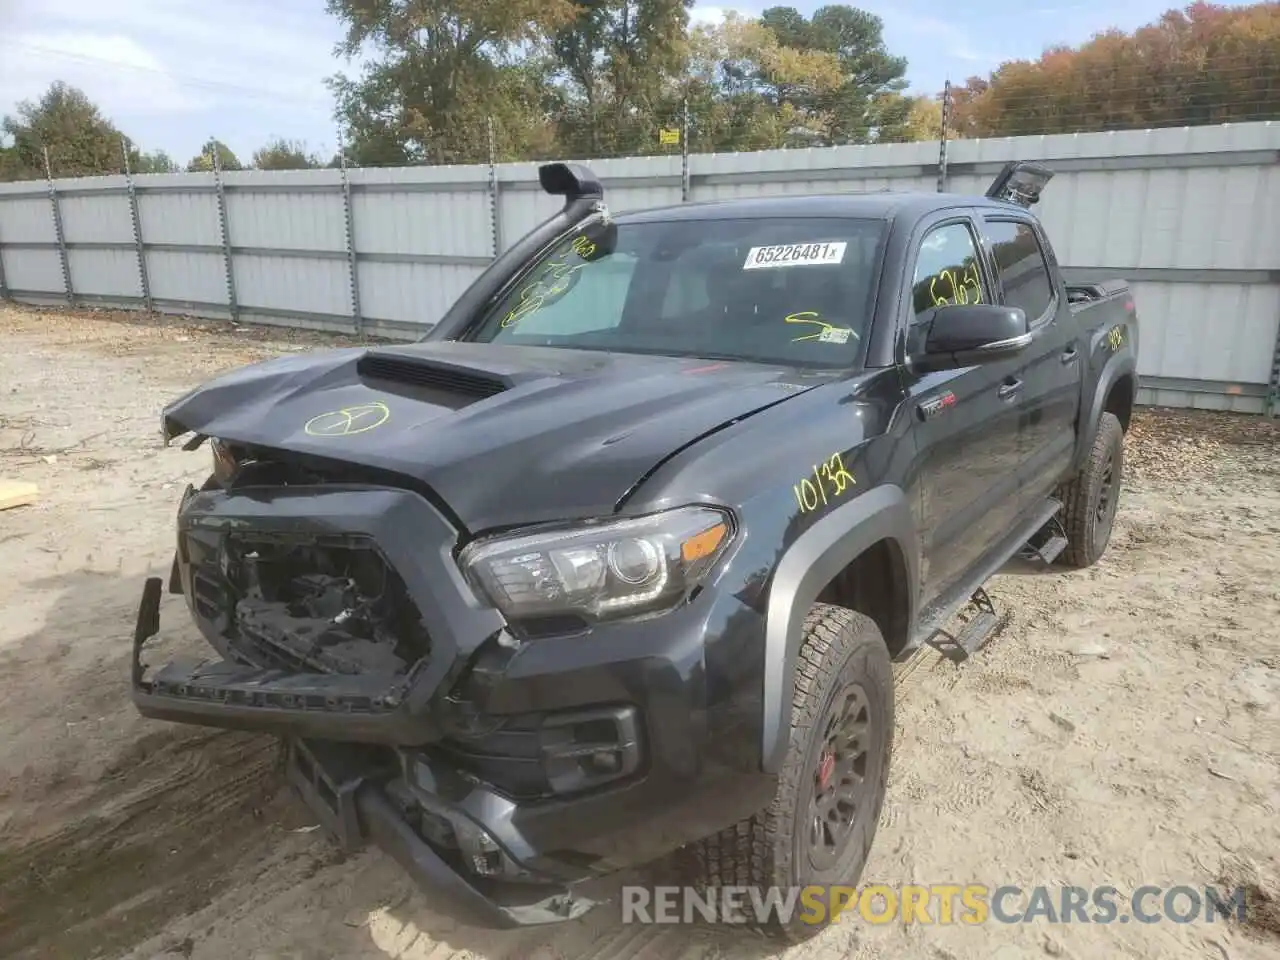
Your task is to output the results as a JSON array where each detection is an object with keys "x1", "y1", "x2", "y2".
[
  {"x1": 903, "y1": 497, "x2": 1063, "y2": 663},
  {"x1": 1017, "y1": 512, "x2": 1069, "y2": 566},
  {"x1": 923, "y1": 588, "x2": 1004, "y2": 663}
]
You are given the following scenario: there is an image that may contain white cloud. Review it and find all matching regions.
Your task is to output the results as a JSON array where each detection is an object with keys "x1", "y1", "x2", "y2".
[
  {"x1": 0, "y1": 0, "x2": 343, "y2": 158},
  {"x1": 690, "y1": 6, "x2": 740, "y2": 27},
  {"x1": 2, "y1": 33, "x2": 206, "y2": 117},
  {"x1": 888, "y1": 12, "x2": 998, "y2": 67}
]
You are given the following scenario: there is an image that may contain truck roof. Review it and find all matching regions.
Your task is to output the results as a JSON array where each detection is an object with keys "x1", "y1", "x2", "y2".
[{"x1": 617, "y1": 192, "x2": 1026, "y2": 225}]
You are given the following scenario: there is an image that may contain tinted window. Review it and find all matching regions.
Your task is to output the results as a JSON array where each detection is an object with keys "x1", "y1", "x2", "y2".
[
  {"x1": 467, "y1": 217, "x2": 887, "y2": 367},
  {"x1": 986, "y1": 220, "x2": 1055, "y2": 320},
  {"x1": 911, "y1": 222, "x2": 988, "y2": 320}
]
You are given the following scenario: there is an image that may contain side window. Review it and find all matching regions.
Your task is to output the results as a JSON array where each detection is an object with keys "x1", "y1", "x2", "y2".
[
  {"x1": 985, "y1": 220, "x2": 1055, "y2": 321},
  {"x1": 911, "y1": 223, "x2": 987, "y2": 321}
]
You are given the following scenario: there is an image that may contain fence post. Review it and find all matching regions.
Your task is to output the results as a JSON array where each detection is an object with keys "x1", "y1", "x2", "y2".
[
  {"x1": 210, "y1": 140, "x2": 239, "y2": 323},
  {"x1": 0, "y1": 214, "x2": 8, "y2": 301},
  {"x1": 44, "y1": 147, "x2": 74, "y2": 304},
  {"x1": 681, "y1": 98, "x2": 691, "y2": 203},
  {"x1": 122, "y1": 138, "x2": 152, "y2": 312},
  {"x1": 337, "y1": 136, "x2": 363, "y2": 336},
  {"x1": 487, "y1": 116, "x2": 502, "y2": 257},
  {"x1": 935, "y1": 81, "x2": 952, "y2": 194},
  {"x1": 1267, "y1": 321, "x2": 1280, "y2": 417}
]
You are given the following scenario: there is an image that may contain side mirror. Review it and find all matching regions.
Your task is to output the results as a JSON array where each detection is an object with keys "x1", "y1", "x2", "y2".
[{"x1": 915, "y1": 303, "x2": 1030, "y2": 367}]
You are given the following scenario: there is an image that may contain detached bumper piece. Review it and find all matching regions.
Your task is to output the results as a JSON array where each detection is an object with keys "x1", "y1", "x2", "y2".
[
  {"x1": 286, "y1": 738, "x2": 595, "y2": 928},
  {"x1": 131, "y1": 577, "x2": 436, "y2": 744}
]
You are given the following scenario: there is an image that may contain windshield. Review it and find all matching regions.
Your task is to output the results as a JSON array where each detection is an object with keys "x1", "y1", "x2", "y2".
[{"x1": 465, "y1": 216, "x2": 887, "y2": 367}]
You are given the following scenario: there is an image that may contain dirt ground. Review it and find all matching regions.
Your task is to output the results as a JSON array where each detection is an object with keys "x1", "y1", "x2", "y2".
[{"x1": 1, "y1": 304, "x2": 1277, "y2": 960}]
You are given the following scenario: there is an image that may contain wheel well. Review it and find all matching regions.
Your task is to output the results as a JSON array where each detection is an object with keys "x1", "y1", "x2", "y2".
[
  {"x1": 814, "y1": 538, "x2": 911, "y2": 659},
  {"x1": 1104, "y1": 374, "x2": 1135, "y2": 432}
]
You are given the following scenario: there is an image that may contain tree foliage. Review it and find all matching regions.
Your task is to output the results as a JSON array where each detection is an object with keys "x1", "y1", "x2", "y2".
[
  {"x1": 135, "y1": 150, "x2": 179, "y2": 174},
  {"x1": 252, "y1": 138, "x2": 322, "y2": 170},
  {"x1": 949, "y1": 1, "x2": 1280, "y2": 137},
  {"x1": 326, "y1": 0, "x2": 580, "y2": 165},
  {"x1": 329, "y1": 0, "x2": 925, "y2": 161},
  {"x1": 1, "y1": 82, "x2": 134, "y2": 180},
  {"x1": 4, "y1": 2, "x2": 1275, "y2": 184},
  {"x1": 187, "y1": 138, "x2": 244, "y2": 173}
]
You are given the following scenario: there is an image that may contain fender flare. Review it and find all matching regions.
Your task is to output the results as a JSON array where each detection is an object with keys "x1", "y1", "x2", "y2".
[
  {"x1": 760, "y1": 484, "x2": 918, "y2": 773},
  {"x1": 1074, "y1": 353, "x2": 1137, "y2": 472}
]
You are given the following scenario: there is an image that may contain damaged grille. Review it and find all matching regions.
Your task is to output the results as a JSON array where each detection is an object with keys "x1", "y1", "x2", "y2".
[{"x1": 184, "y1": 530, "x2": 431, "y2": 677}]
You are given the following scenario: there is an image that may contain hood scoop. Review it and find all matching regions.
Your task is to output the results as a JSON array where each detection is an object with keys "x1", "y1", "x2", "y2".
[{"x1": 356, "y1": 350, "x2": 519, "y2": 401}]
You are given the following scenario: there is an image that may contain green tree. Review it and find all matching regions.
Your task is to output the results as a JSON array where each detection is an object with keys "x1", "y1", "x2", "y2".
[
  {"x1": 1, "y1": 81, "x2": 133, "y2": 180},
  {"x1": 683, "y1": 13, "x2": 843, "y2": 152},
  {"x1": 327, "y1": 0, "x2": 579, "y2": 165},
  {"x1": 252, "y1": 138, "x2": 322, "y2": 169},
  {"x1": 187, "y1": 138, "x2": 243, "y2": 173},
  {"x1": 135, "y1": 149, "x2": 179, "y2": 173},
  {"x1": 757, "y1": 5, "x2": 909, "y2": 144},
  {"x1": 549, "y1": 0, "x2": 693, "y2": 157}
]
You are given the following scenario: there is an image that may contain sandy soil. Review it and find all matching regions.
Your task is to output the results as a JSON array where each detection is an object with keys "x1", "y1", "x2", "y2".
[{"x1": 0, "y1": 304, "x2": 1277, "y2": 960}]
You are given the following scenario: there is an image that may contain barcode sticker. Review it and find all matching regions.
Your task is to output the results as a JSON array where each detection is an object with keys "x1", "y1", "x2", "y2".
[{"x1": 743, "y1": 241, "x2": 847, "y2": 270}]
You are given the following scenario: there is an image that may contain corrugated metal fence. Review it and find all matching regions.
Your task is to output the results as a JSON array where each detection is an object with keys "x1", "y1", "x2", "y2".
[{"x1": 1, "y1": 122, "x2": 1278, "y2": 414}]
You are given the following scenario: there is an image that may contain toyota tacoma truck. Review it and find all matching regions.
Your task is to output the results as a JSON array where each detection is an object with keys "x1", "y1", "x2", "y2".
[{"x1": 131, "y1": 159, "x2": 1139, "y2": 939}]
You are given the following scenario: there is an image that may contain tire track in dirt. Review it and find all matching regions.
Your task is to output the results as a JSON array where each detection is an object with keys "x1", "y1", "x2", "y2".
[{"x1": 0, "y1": 727, "x2": 297, "y2": 960}]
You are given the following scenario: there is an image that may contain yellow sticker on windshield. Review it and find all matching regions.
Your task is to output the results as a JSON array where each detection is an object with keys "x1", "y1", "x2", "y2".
[{"x1": 785, "y1": 311, "x2": 857, "y2": 344}]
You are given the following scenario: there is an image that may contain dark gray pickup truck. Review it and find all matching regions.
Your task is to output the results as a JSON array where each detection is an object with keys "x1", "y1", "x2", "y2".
[{"x1": 132, "y1": 159, "x2": 1139, "y2": 939}]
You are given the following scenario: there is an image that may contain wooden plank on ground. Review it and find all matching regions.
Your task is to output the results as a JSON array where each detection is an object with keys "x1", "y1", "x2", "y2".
[{"x1": 0, "y1": 480, "x2": 38, "y2": 511}]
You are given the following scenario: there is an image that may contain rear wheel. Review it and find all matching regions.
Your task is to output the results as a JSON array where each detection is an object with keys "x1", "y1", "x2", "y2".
[
  {"x1": 686, "y1": 604, "x2": 893, "y2": 941},
  {"x1": 1058, "y1": 411, "x2": 1124, "y2": 569}
]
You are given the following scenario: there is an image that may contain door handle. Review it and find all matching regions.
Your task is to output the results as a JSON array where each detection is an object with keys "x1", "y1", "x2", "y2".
[
  {"x1": 1061, "y1": 347, "x2": 1079, "y2": 364},
  {"x1": 998, "y1": 379, "x2": 1023, "y2": 400}
]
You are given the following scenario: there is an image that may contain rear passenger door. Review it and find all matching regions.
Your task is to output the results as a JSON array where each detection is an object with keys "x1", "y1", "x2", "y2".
[
  {"x1": 902, "y1": 213, "x2": 1029, "y2": 607},
  {"x1": 980, "y1": 217, "x2": 1082, "y2": 509}
]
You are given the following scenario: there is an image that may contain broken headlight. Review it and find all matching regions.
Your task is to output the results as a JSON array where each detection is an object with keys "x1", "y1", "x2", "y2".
[{"x1": 459, "y1": 506, "x2": 734, "y2": 623}]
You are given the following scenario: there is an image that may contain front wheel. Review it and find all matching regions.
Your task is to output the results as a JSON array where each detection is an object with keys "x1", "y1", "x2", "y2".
[
  {"x1": 685, "y1": 604, "x2": 893, "y2": 941},
  {"x1": 1058, "y1": 411, "x2": 1124, "y2": 569}
]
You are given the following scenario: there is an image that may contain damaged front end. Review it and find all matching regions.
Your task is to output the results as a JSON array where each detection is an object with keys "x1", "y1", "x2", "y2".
[{"x1": 132, "y1": 468, "x2": 506, "y2": 745}]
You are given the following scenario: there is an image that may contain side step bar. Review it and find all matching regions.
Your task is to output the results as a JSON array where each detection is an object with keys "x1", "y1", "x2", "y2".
[
  {"x1": 1017, "y1": 513, "x2": 1069, "y2": 566},
  {"x1": 914, "y1": 497, "x2": 1067, "y2": 664},
  {"x1": 923, "y1": 587, "x2": 1006, "y2": 663}
]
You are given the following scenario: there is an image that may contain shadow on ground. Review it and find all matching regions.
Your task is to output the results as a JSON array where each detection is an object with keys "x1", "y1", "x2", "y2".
[{"x1": 0, "y1": 570, "x2": 797, "y2": 960}]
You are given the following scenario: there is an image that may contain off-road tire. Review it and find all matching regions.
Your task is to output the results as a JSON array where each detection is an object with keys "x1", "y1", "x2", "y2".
[
  {"x1": 684, "y1": 604, "x2": 893, "y2": 942},
  {"x1": 1058, "y1": 411, "x2": 1124, "y2": 569}
]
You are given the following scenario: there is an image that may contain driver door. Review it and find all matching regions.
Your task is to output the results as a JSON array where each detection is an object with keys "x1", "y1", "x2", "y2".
[{"x1": 902, "y1": 214, "x2": 1029, "y2": 606}]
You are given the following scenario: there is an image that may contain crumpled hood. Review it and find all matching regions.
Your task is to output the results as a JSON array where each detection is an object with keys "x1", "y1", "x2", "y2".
[{"x1": 162, "y1": 340, "x2": 825, "y2": 532}]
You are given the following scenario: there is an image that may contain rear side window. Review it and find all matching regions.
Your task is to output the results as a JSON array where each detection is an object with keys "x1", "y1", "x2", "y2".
[{"x1": 985, "y1": 220, "x2": 1055, "y2": 320}]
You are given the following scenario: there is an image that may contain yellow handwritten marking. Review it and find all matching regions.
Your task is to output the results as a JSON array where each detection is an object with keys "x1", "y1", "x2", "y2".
[
  {"x1": 304, "y1": 401, "x2": 390, "y2": 437},
  {"x1": 930, "y1": 263, "x2": 983, "y2": 308},
  {"x1": 500, "y1": 233, "x2": 597, "y2": 328},
  {"x1": 785, "y1": 310, "x2": 835, "y2": 342},
  {"x1": 793, "y1": 452, "x2": 857, "y2": 514},
  {"x1": 784, "y1": 311, "x2": 856, "y2": 344},
  {"x1": 1106, "y1": 325, "x2": 1125, "y2": 351}
]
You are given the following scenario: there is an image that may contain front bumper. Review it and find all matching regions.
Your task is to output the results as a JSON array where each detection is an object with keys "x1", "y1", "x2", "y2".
[{"x1": 130, "y1": 483, "x2": 777, "y2": 926}]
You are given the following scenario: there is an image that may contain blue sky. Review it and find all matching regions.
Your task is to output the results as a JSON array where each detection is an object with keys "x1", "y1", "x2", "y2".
[{"x1": 0, "y1": 0, "x2": 1201, "y2": 166}]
